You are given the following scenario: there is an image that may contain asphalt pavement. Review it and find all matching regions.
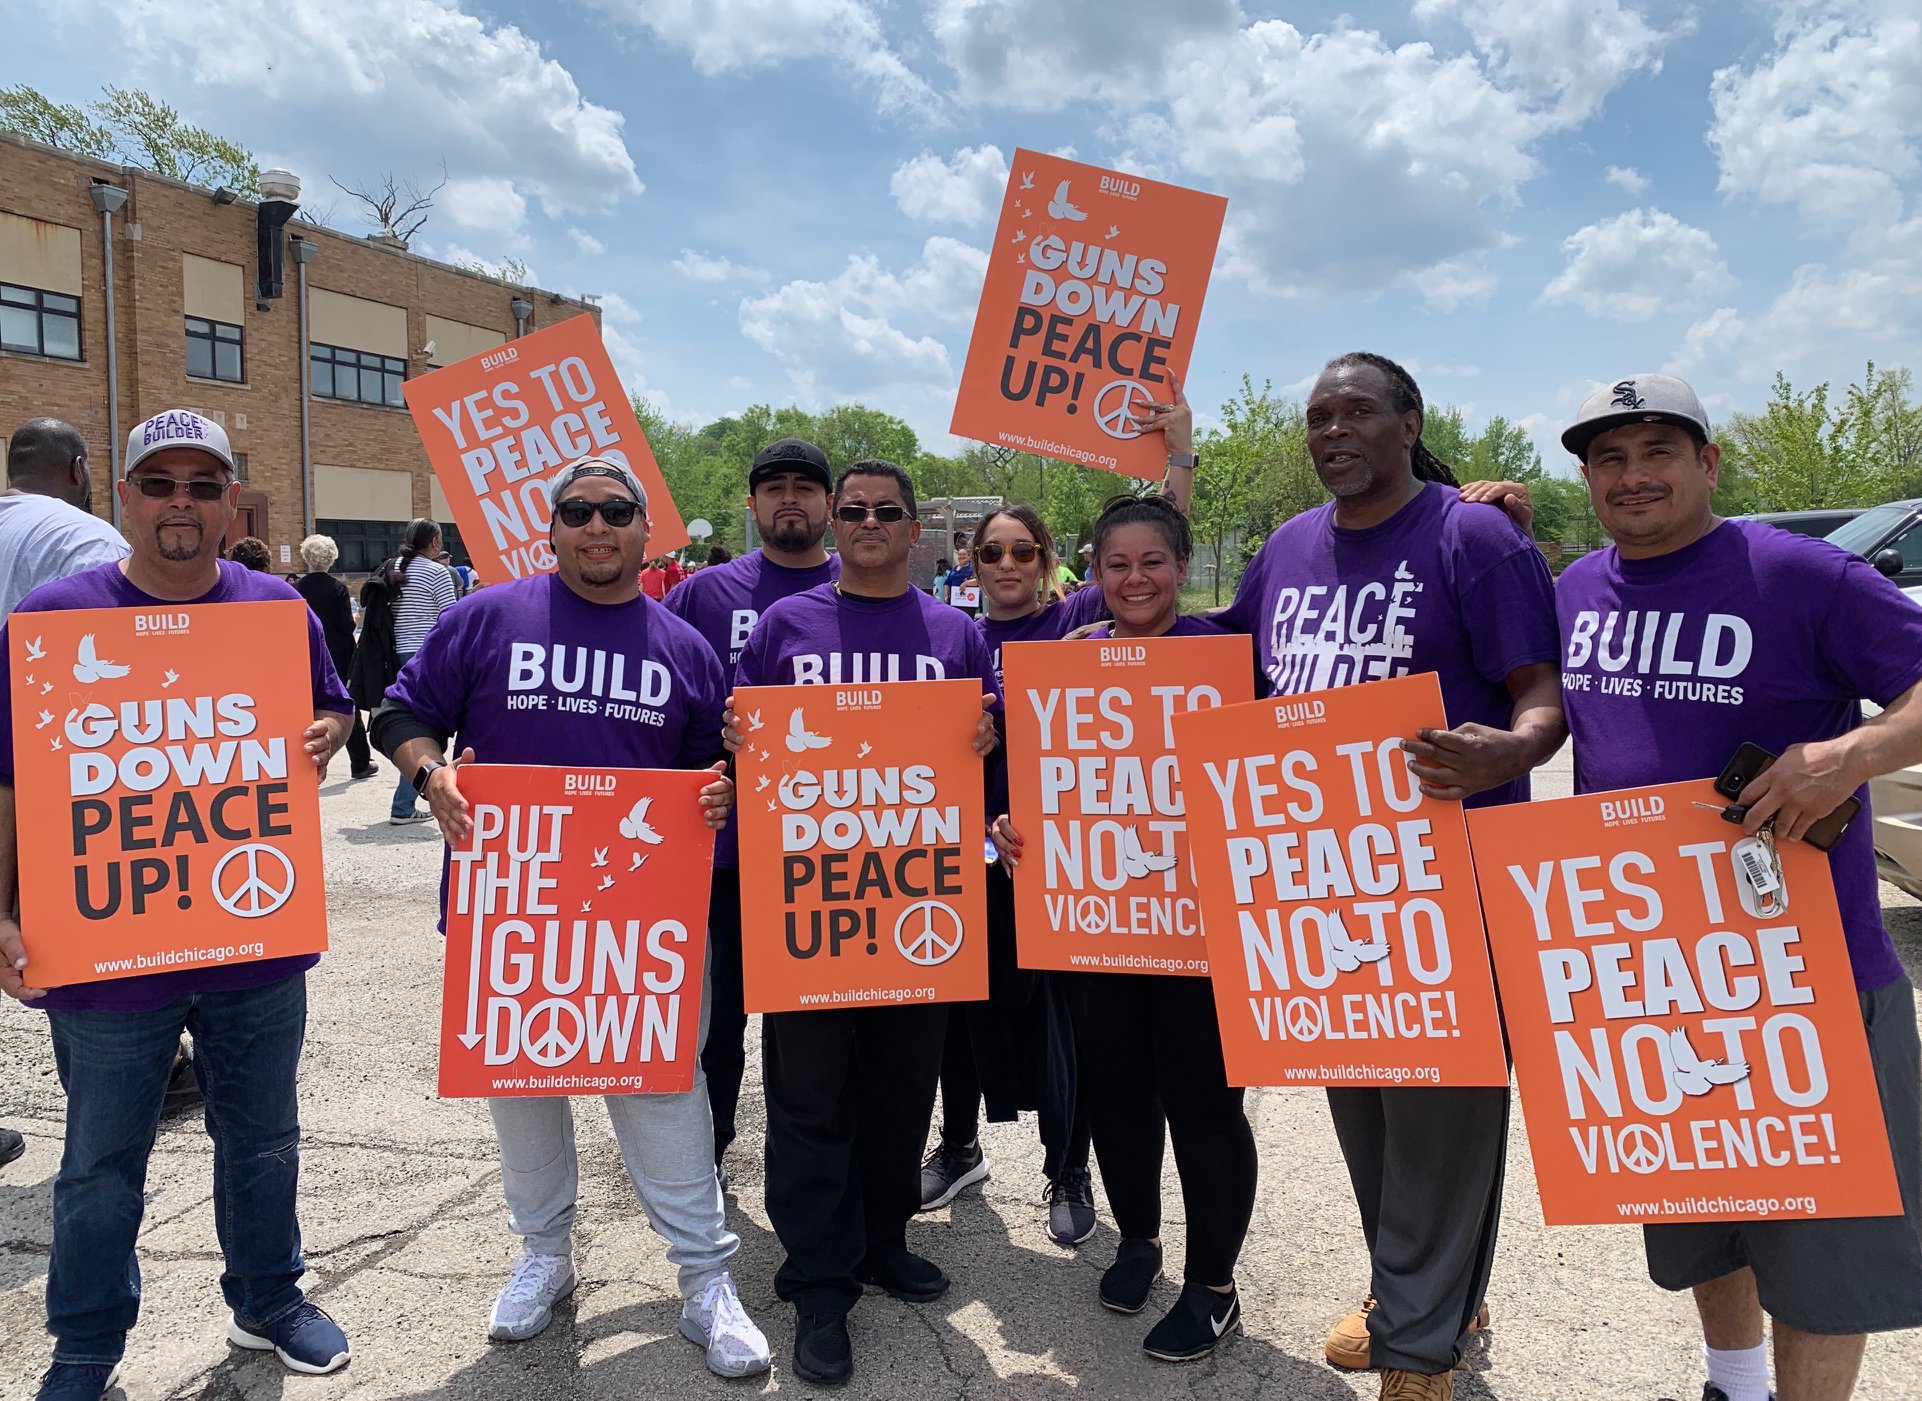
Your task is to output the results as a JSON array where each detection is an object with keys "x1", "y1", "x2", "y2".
[{"x1": 2, "y1": 746, "x2": 1919, "y2": 1400}]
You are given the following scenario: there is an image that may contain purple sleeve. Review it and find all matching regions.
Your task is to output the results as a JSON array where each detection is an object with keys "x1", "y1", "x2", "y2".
[
  {"x1": 1060, "y1": 582, "x2": 1108, "y2": 629},
  {"x1": 384, "y1": 608, "x2": 469, "y2": 736},
  {"x1": 676, "y1": 638, "x2": 727, "y2": 770},
  {"x1": 663, "y1": 575, "x2": 693, "y2": 622},
  {"x1": 1214, "y1": 536, "x2": 1272, "y2": 636},
  {"x1": 1460, "y1": 544, "x2": 1560, "y2": 685},
  {"x1": 735, "y1": 613, "x2": 770, "y2": 689},
  {"x1": 1816, "y1": 554, "x2": 1922, "y2": 706},
  {"x1": 306, "y1": 608, "x2": 352, "y2": 714}
]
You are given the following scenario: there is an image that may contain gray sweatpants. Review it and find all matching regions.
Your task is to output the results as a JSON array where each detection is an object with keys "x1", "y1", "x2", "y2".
[
  {"x1": 486, "y1": 972, "x2": 737, "y2": 1299},
  {"x1": 1329, "y1": 1084, "x2": 1509, "y2": 1374}
]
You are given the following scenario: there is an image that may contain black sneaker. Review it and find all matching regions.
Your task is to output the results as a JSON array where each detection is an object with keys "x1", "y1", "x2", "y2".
[
  {"x1": 793, "y1": 1310, "x2": 851, "y2": 1386},
  {"x1": 350, "y1": 765, "x2": 378, "y2": 781},
  {"x1": 162, "y1": 1045, "x2": 201, "y2": 1110},
  {"x1": 0, "y1": 1126, "x2": 23, "y2": 1168},
  {"x1": 1045, "y1": 1167, "x2": 1097, "y2": 1245},
  {"x1": 918, "y1": 1138, "x2": 988, "y2": 1210},
  {"x1": 1099, "y1": 1238, "x2": 1163, "y2": 1314},
  {"x1": 855, "y1": 1250, "x2": 949, "y2": 1302},
  {"x1": 1143, "y1": 1282, "x2": 1240, "y2": 1362},
  {"x1": 1703, "y1": 1388, "x2": 1776, "y2": 1401}
]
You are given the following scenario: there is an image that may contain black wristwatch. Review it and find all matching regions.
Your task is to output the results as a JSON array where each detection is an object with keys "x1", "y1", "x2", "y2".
[
  {"x1": 412, "y1": 759, "x2": 447, "y2": 796},
  {"x1": 1167, "y1": 452, "x2": 1198, "y2": 469}
]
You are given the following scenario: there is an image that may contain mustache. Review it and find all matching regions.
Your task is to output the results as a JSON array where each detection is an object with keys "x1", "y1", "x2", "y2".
[{"x1": 1606, "y1": 484, "x2": 1672, "y2": 505}]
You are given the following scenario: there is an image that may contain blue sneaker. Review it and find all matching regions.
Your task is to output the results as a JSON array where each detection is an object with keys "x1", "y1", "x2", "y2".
[
  {"x1": 35, "y1": 1361, "x2": 121, "y2": 1400},
  {"x1": 229, "y1": 1299, "x2": 350, "y2": 1375}
]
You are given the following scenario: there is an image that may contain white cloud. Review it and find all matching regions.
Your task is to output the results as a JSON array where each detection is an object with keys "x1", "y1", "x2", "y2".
[
  {"x1": 440, "y1": 176, "x2": 527, "y2": 240},
  {"x1": 44, "y1": 0, "x2": 641, "y2": 218},
  {"x1": 1539, "y1": 208, "x2": 1733, "y2": 320},
  {"x1": 1605, "y1": 164, "x2": 1650, "y2": 194},
  {"x1": 597, "y1": 291, "x2": 642, "y2": 324},
  {"x1": 592, "y1": 0, "x2": 937, "y2": 116},
  {"x1": 435, "y1": 244, "x2": 540, "y2": 287},
  {"x1": 890, "y1": 145, "x2": 1010, "y2": 227},
  {"x1": 1413, "y1": 0, "x2": 1673, "y2": 125},
  {"x1": 671, "y1": 249, "x2": 769, "y2": 283},
  {"x1": 1707, "y1": 4, "x2": 1922, "y2": 233},
  {"x1": 568, "y1": 228, "x2": 606, "y2": 256},
  {"x1": 1420, "y1": 257, "x2": 1499, "y2": 312},
  {"x1": 737, "y1": 236, "x2": 988, "y2": 406}
]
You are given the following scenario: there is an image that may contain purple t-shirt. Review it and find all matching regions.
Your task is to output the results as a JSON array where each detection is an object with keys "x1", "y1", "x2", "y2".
[
  {"x1": 0, "y1": 560, "x2": 351, "y2": 1012},
  {"x1": 977, "y1": 586, "x2": 1108, "y2": 687},
  {"x1": 1557, "y1": 519, "x2": 1922, "y2": 990},
  {"x1": 666, "y1": 551, "x2": 838, "y2": 867},
  {"x1": 1217, "y1": 481, "x2": 1559, "y2": 809}
]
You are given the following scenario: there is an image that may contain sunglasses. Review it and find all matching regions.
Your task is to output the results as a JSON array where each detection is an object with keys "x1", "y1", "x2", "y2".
[
  {"x1": 834, "y1": 503, "x2": 910, "y2": 524},
  {"x1": 554, "y1": 498, "x2": 641, "y2": 528},
  {"x1": 975, "y1": 540, "x2": 1040, "y2": 565},
  {"x1": 132, "y1": 475, "x2": 227, "y2": 501}
]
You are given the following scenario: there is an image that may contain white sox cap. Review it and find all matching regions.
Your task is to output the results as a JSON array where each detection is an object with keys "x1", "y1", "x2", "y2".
[{"x1": 1562, "y1": 374, "x2": 1711, "y2": 459}]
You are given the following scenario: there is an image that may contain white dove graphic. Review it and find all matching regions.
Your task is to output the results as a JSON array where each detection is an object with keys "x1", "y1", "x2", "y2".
[
  {"x1": 36, "y1": 710, "x2": 54, "y2": 729},
  {"x1": 746, "y1": 709, "x2": 765, "y2": 732},
  {"x1": 1666, "y1": 1028, "x2": 1750, "y2": 1097},
  {"x1": 629, "y1": 853, "x2": 646, "y2": 872},
  {"x1": 755, "y1": 774, "x2": 771, "y2": 792},
  {"x1": 581, "y1": 900, "x2": 593, "y2": 914},
  {"x1": 590, "y1": 847, "x2": 609, "y2": 869},
  {"x1": 40, "y1": 681, "x2": 53, "y2": 695},
  {"x1": 161, "y1": 669, "x2": 179, "y2": 688},
  {"x1": 1047, "y1": 179, "x2": 1087, "y2": 221},
  {"x1": 1118, "y1": 828, "x2": 1178, "y2": 880},
  {"x1": 786, "y1": 709, "x2": 831, "y2": 754},
  {"x1": 73, "y1": 634, "x2": 130, "y2": 683},
  {"x1": 24, "y1": 637, "x2": 45, "y2": 661},
  {"x1": 1394, "y1": 560, "x2": 1415, "y2": 581},
  {"x1": 50, "y1": 737, "x2": 63, "y2": 751},
  {"x1": 597, "y1": 874, "x2": 615, "y2": 892},
  {"x1": 1328, "y1": 925, "x2": 1392, "y2": 974},
  {"x1": 1019, "y1": 171, "x2": 1035, "y2": 190},
  {"x1": 619, "y1": 797, "x2": 663, "y2": 844},
  {"x1": 22, "y1": 674, "x2": 33, "y2": 686},
  {"x1": 1106, "y1": 225, "x2": 1120, "y2": 239},
  {"x1": 858, "y1": 741, "x2": 873, "y2": 758},
  {"x1": 1012, "y1": 230, "x2": 1026, "y2": 244},
  {"x1": 766, "y1": 800, "x2": 777, "y2": 812}
]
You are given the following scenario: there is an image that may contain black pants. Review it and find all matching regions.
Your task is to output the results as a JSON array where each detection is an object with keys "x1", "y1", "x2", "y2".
[
  {"x1": 700, "y1": 867, "x2": 748, "y2": 1165},
  {"x1": 344, "y1": 711, "x2": 371, "y2": 771},
  {"x1": 764, "y1": 1003, "x2": 949, "y2": 1314},
  {"x1": 1330, "y1": 1085, "x2": 1508, "y2": 1373},
  {"x1": 1069, "y1": 972, "x2": 1256, "y2": 1284},
  {"x1": 938, "y1": 865, "x2": 1091, "y2": 1180}
]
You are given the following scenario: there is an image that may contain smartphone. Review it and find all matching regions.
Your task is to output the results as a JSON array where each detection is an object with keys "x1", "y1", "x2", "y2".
[{"x1": 1713, "y1": 741, "x2": 1861, "y2": 852}]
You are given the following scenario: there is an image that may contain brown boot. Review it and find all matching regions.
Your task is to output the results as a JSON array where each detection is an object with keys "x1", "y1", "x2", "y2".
[
  {"x1": 1379, "y1": 1369, "x2": 1454, "y2": 1400},
  {"x1": 1324, "y1": 1295, "x2": 1375, "y2": 1369}
]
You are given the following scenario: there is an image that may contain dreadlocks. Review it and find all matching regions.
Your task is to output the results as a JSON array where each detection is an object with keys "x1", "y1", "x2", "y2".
[{"x1": 1322, "y1": 351, "x2": 1459, "y2": 487}]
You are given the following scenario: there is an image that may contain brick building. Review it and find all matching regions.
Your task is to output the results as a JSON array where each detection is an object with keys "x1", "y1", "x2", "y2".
[{"x1": 0, "y1": 131, "x2": 600, "y2": 574}]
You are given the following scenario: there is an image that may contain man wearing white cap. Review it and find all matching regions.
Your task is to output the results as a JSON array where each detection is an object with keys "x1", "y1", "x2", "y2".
[
  {"x1": 0, "y1": 410, "x2": 355, "y2": 1400},
  {"x1": 1557, "y1": 374, "x2": 1922, "y2": 1401},
  {"x1": 370, "y1": 455, "x2": 771, "y2": 1378}
]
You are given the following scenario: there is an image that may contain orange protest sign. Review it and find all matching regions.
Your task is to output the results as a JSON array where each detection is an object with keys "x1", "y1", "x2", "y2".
[
  {"x1": 8, "y1": 601, "x2": 327, "y2": 987},
  {"x1": 438, "y1": 765, "x2": 715, "y2": 1097},
  {"x1": 735, "y1": 681, "x2": 988, "y2": 1012},
  {"x1": 1469, "y1": 781, "x2": 1901, "y2": 1224},
  {"x1": 1003, "y1": 634, "x2": 1253, "y2": 975},
  {"x1": 1175, "y1": 673, "x2": 1508, "y2": 1087},
  {"x1": 949, "y1": 149, "x2": 1227, "y2": 480},
  {"x1": 402, "y1": 314, "x2": 685, "y2": 581}
]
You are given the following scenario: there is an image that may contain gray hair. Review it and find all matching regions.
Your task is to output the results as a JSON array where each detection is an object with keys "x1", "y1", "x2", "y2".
[{"x1": 299, "y1": 534, "x2": 339, "y2": 572}]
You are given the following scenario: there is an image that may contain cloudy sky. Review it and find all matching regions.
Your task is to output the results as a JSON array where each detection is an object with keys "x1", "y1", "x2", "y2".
[{"x1": 8, "y1": 0, "x2": 1919, "y2": 472}]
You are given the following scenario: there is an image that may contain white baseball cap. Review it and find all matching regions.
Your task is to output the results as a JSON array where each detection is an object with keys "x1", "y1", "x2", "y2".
[
  {"x1": 1562, "y1": 374, "x2": 1711, "y2": 459},
  {"x1": 125, "y1": 410, "x2": 236, "y2": 477},
  {"x1": 545, "y1": 455, "x2": 648, "y2": 509}
]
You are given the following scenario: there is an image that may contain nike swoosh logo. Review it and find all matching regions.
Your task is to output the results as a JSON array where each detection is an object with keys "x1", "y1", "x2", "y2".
[{"x1": 1211, "y1": 1306, "x2": 1234, "y2": 1337}]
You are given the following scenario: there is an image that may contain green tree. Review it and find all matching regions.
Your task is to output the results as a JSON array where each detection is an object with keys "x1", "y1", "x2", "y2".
[
  {"x1": 0, "y1": 84, "x2": 259, "y2": 196},
  {"x1": 1196, "y1": 376, "x2": 1319, "y2": 597}
]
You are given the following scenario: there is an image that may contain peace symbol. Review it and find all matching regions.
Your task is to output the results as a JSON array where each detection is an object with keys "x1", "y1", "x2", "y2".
[
  {"x1": 1074, "y1": 895, "x2": 1110, "y2": 934},
  {"x1": 211, "y1": 843, "x2": 297, "y2": 920},
  {"x1": 1093, "y1": 379, "x2": 1154, "y2": 441},
  {"x1": 1284, "y1": 996, "x2": 1325, "y2": 1042},
  {"x1": 1617, "y1": 1123, "x2": 1667, "y2": 1175},
  {"x1": 521, "y1": 999, "x2": 587, "y2": 1067},
  {"x1": 894, "y1": 899, "x2": 964, "y2": 967}
]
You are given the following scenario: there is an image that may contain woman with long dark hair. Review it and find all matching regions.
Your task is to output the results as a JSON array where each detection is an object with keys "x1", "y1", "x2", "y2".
[{"x1": 386, "y1": 518, "x2": 458, "y2": 823}]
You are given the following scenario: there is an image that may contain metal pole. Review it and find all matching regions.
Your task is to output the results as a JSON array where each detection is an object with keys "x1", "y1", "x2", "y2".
[
  {"x1": 89, "y1": 183, "x2": 129, "y2": 529},
  {"x1": 292, "y1": 239, "x2": 318, "y2": 533}
]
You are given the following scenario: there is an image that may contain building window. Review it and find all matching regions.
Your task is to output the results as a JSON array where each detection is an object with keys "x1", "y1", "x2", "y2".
[
  {"x1": 315, "y1": 518, "x2": 406, "y2": 575},
  {"x1": 231, "y1": 452, "x2": 249, "y2": 483},
  {"x1": 185, "y1": 316, "x2": 244, "y2": 383},
  {"x1": 311, "y1": 342, "x2": 405, "y2": 408},
  {"x1": 1, "y1": 283, "x2": 81, "y2": 361}
]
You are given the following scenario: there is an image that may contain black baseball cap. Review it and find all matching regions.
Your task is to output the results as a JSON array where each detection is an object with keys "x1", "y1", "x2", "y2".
[{"x1": 749, "y1": 437, "x2": 831, "y2": 491}]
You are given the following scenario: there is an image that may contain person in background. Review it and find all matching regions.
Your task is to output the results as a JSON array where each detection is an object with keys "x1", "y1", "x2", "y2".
[
  {"x1": 947, "y1": 544, "x2": 976, "y2": 591},
  {"x1": 706, "y1": 543, "x2": 732, "y2": 568},
  {"x1": 437, "y1": 549, "x2": 475, "y2": 598},
  {"x1": 1078, "y1": 542, "x2": 1095, "y2": 582},
  {"x1": 293, "y1": 534, "x2": 378, "y2": 780},
  {"x1": 642, "y1": 555, "x2": 687, "y2": 601},
  {"x1": 385, "y1": 519, "x2": 458, "y2": 825},
  {"x1": 226, "y1": 536, "x2": 271, "y2": 573}
]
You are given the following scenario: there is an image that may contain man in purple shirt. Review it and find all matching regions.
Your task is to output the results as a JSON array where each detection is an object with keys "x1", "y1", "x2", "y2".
[
  {"x1": 1216, "y1": 353, "x2": 1564, "y2": 1401},
  {"x1": 727, "y1": 458, "x2": 1001, "y2": 1386},
  {"x1": 1556, "y1": 374, "x2": 1922, "y2": 1401},
  {"x1": 665, "y1": 437, "x2": 837, "y2": 1185},
  {"x1": 369, "y1": 456, "x2": 770, "y2": 1379},
  {"x1": 0, "y1": 410, "x2": 354, "y2": 1401}
]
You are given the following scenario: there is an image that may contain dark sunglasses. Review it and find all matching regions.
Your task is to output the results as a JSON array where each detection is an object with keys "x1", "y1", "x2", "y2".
[
  {"x1": 834, "y1": 503, "x2": 910, "y2": 524},
  {"x1": 975, "y1": 540, "x2": 1040, "y2": 565},
  {"x1": 132, "y1": 475, "x2": 227, "y2": 501},
  {"x1": 554, "y1": 498, "x2": 641, "y2": 528}
]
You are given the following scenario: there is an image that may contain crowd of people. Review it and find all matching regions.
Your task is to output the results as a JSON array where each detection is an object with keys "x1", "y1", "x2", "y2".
[{"x1": 1, "y1": 351, "x2": 1919, "y2": 1401}]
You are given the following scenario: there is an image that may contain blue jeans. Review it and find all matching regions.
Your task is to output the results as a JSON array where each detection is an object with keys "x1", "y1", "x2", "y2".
[
  {"x1": 389, "y1": 650, "x2": 418, "y2": 817},
  {"x1": 45, "y1": 974, "x2": 310, "y2": 1365}
]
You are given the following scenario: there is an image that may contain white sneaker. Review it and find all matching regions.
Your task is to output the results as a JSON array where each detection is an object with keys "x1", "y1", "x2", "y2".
[
  {"x1": 488, "y1": 1250, "x2": 578, "y2": 1341},
  {"x1": 679, "y1": 1270, "x2": 771, "y2": 1378}
]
